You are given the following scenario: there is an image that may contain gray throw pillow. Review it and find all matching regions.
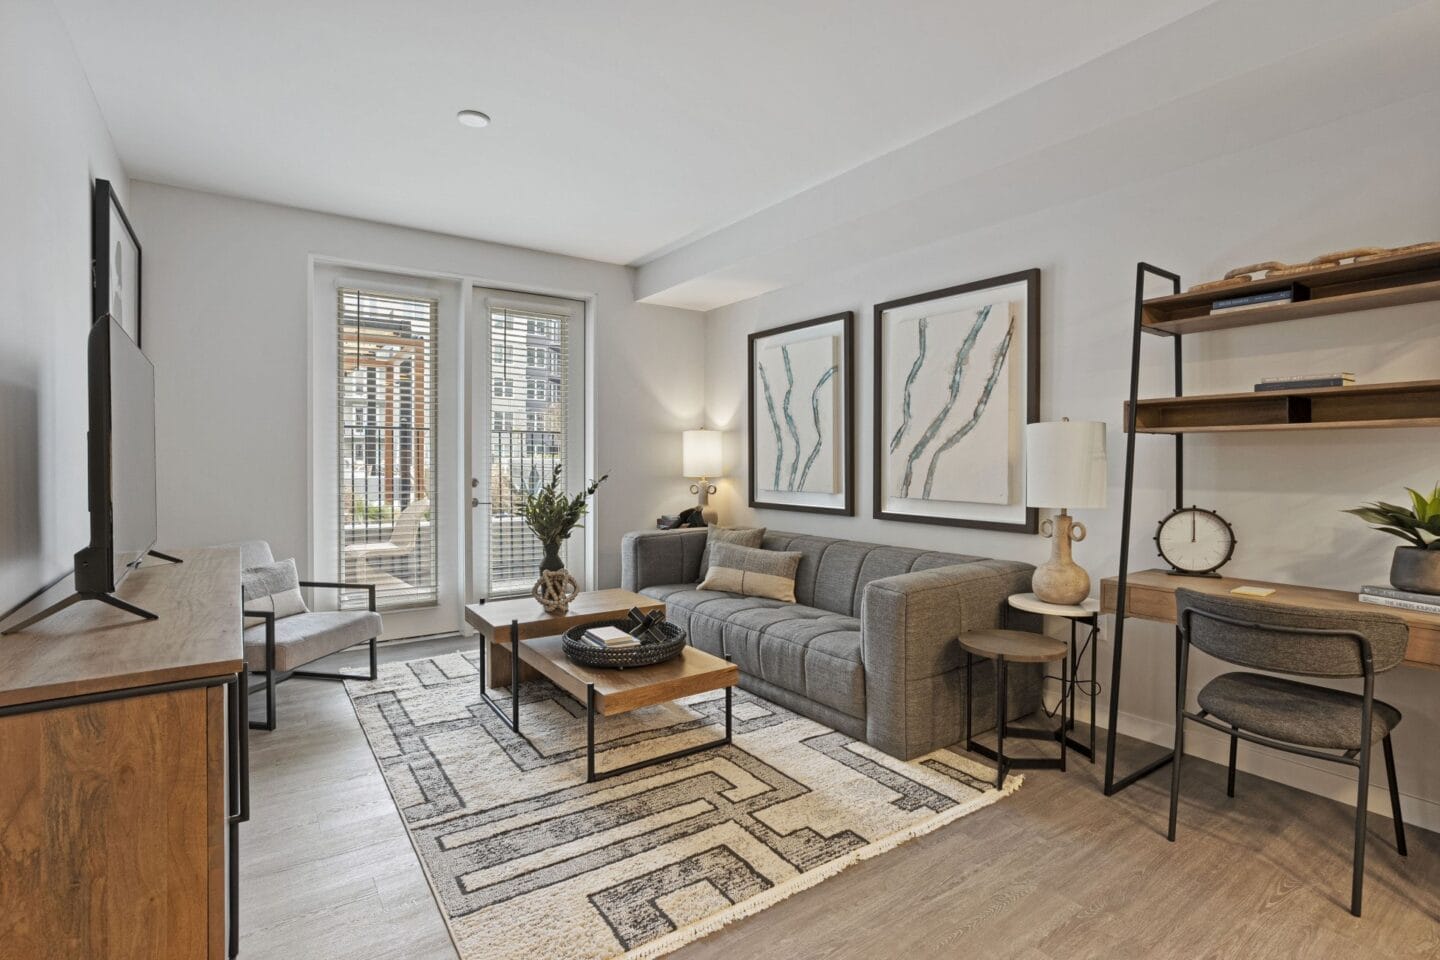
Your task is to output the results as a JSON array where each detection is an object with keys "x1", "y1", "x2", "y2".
[
  {"x1": 698, "y1": 526, "x2": 766, "y2": 581},
  {"x1": 242, "y1": 558, "x2": 308, "y2": 620},
  {"x1": 699, "y1": 542, "x2": 801, "y2": 603}
]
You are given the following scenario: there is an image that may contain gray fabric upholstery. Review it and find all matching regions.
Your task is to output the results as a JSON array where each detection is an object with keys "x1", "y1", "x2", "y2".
[
  {"x1": 621, "y1": 529, "x2": 709, "y2": 592},
  {"x1": 1197, "y1": 671, "x2": 1402, "y2": 750},
  {"x1": 698, "y1": 526, "x2": 766, "y2": 578},
  {"x1": 1176, "y1": 589, "x2": 1409, "y2": 677},
  {"x1": 241, "y1": 559, "x2": 299, "y2": 601},
  {"x1": 244, "y1": 610, "x2": 382, "y2": 673},
  {"x1": 215, "y1": 539, "x2": 277, "y2": 568},
  {"x1": 631, "y1": 528, "x2": 1039, "y2": 760}
]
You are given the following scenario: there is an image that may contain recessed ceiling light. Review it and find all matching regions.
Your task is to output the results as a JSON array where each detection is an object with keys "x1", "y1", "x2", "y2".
[{"x1": 457, "y1": 109, "x2": 491, "y2": 128}]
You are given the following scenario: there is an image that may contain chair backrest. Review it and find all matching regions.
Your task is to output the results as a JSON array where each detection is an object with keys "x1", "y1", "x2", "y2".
[
  {"x1": 1175, "y1": 588, "x2": 1409, "y2": 678},
  {"x1": 388, "y1": 498, "x2": 430, "y2": 550},
  {"x1": 215, "y1": 540, "x2": 276, "y2": 568}
]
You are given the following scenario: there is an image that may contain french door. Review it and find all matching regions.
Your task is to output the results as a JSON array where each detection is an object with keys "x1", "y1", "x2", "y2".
[{"x1": 467, "y1": 288, "x2": 588, "y2": 603}]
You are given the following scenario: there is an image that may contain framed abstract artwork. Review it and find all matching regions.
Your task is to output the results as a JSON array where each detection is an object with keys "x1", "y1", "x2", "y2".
[
  {"x1": 748, "y1": 311, "x2": 855, "y2": 515},
  {"x1": 873, "y1": 269, "x2": 1039, "y2": 532},
  {"x1": 92, "y1": 178, "x2": 142, "y2": 345}
]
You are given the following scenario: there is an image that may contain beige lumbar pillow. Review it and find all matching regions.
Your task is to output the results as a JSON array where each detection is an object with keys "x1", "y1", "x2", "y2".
[
  {"x1": 697, "y1": 526, "x2": 766, "y2": 580},
  {"x1": 699, "y1": 542, "x2": 801, "y2": 603}
]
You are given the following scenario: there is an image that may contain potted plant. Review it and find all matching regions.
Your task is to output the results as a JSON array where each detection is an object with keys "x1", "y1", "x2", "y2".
[
  {"x1": 1344, "y1": 483, "x2": 1440, "y2": 595},
  {"x1": 519, "y1": 464, "x2": 608, "y2": 613}
]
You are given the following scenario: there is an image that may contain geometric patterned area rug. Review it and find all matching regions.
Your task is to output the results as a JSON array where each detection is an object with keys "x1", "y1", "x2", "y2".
[{"x1": 346, "y1": 651, "x2": 1020, "y2": 960}]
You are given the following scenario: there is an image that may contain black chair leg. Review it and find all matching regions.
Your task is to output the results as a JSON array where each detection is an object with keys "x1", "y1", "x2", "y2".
[
  {"x1": 369, "y1": 635, "x2": 379, "y2": 681},
  {"x1": 1382, "y1": 735, "x2": 1407, "y2": 856},
  {"x1": 1227, "y1": 726, "x2": 1238, "y2": 798},
  {"x1": 1167, "y1": 635, "x2": 1189, "y2": 843},
  {"x1": 1351, "y1": 736, "x2": 1373, "y2": 917}
]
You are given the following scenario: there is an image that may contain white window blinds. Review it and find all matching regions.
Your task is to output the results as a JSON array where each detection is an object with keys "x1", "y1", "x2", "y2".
[
  {"x1": 486, "y1": 305, "x2": 571, "y2": 597},
  {"x1": 337, "y1": 288, "x2": 438, "y2": 610}
]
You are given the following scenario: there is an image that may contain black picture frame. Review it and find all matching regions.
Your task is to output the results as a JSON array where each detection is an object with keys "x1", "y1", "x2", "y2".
[
  {"x1": 747, "y1": 311, "x2": 855, "y2": 516},
  {"x1": 872, "y1": 269, "x2": 1040, "y2": 533},
  {"x1": 92, "y1": 178, "x2": 142, "y2": 346}
]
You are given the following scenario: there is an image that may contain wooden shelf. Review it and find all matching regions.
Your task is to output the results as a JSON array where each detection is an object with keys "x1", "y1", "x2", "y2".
[
  {"x1": 1125, "y1": 378, "x2": 1440, "y2": 434},
  {"x1": 1141, "y1": 249, "x2": 1440, "y2": 336}
]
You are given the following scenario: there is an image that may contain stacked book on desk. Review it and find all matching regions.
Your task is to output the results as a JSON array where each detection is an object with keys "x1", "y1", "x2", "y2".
[
  {"x1": 1358, "y1": 585, "x2": 1440, "y2": 615},
  {"x1": 1254, "y1": 372, "x2": 1355, "y2": 392}
]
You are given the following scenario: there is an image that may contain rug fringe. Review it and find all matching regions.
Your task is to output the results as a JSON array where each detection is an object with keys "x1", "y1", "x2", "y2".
[{"x1": 618, "y1": 772, "x2": 1024, "y2": 960}]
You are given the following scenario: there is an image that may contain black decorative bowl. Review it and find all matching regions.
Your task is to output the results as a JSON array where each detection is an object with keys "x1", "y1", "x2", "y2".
[{"x1": 562, "y1": 619, "x2": 686, "y2": 669}]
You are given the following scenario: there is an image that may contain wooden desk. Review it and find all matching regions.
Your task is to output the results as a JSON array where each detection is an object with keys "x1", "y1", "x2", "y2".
[
  {"x1": 0, "y1": 549, "x2": 244, "y2": 960},
  {"x1": 1100, "y1": 569, "x2": 1440, "y2": 671}
]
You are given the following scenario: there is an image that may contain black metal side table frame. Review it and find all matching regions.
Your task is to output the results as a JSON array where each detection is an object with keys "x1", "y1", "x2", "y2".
[
  {"x1": 966, "y1": 650, "x2": 1070, "y2": 789},
  {"x1": 477, "y1": 616, "x2": 523, "y2": 733}
]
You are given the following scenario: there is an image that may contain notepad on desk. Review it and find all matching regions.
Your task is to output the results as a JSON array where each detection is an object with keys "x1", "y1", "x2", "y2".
[{"x1": 1230, "y1": 585, "x2": 1276, "y2": 598}]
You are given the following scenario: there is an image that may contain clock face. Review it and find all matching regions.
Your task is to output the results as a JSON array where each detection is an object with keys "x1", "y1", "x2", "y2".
[{"x1": 1156, "y1": 507, "x2": 1234, "y2": 574}]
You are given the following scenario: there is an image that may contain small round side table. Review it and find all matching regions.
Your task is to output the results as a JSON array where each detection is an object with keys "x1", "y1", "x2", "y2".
[
  {"x1": 1007, "y1": 593, "x2": 1100, "y2": 762},
  {"x1": 960, "y1": 630, "x2": 1071, "y2": 788}
]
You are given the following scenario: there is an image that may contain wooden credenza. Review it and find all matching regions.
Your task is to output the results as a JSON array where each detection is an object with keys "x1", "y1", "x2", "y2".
[{"x1": 0, "y1": 549, "x2": 245, "y2": 960}]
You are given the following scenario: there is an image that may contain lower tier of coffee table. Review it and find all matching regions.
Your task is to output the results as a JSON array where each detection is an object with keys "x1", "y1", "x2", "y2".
[{"x1": 481, "y1": 633, "x2": 739, "y2": 783}]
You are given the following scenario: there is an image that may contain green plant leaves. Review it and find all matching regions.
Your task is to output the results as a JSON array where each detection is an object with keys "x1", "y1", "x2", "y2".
[
  {"x1": 1343, "y1": 482, "x2": 1440, "y2": 549},
  {"x1": 518, "y1": 463, "x2": 609, "y2": 546}
]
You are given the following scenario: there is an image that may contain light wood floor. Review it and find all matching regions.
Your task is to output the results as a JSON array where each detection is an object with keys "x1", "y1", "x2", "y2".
[{"x1": 242, "y1": 636, "x2": 1440, "y2": 960}]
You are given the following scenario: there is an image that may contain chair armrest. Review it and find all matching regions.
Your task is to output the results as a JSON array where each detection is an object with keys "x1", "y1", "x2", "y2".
[
  {"x1": 299, "y1": 580, "x2": 377, "y2": 612},
  {"x1": 621, "y1": 529, "x2": 709, "y2": 592},
  {"x1": 859, "y1": 559, "x2": 1036, "y2": 759}
]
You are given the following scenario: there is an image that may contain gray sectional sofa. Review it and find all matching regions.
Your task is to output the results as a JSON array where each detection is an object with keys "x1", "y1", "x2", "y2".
[{"x1": 621, "y1": 528, "x2": 1042, "y2": 761}]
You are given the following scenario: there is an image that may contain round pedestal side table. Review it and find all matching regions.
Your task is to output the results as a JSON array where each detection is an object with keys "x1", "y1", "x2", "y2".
[{"x1": 1007, "y1": 592, "x2": 1100, "y2": 762}]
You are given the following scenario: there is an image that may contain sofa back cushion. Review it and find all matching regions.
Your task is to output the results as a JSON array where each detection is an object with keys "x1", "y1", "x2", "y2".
[
  {"x1": 699, "y1": 542, "x2": 802, "y2": 602},
  {"x1": 761, "y1": 532, "x2": 990, "y2": 616}
]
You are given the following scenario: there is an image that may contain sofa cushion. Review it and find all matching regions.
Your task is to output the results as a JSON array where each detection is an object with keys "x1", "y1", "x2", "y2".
[
  {"x1": 241, "y1": 558, "x2": 308, "y2": 619},
  {"x1": 698, "y1": 526, "x2": 765, "y2": 580},
  {"x1": 640, "y1": 583, "x2": 864, "y2": 719},
  {"x1": 760, "y1": 532, "x2": 988, "y2": 616},
  {"x1": 244, "y1": 610, "x2": 381, "y2": 673},
  {"x1": 699, "y1": 542, "x2": 801, "y2": 602}
]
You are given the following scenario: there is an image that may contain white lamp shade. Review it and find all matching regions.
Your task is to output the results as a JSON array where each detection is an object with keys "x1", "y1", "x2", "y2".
[
  {"x1": 682, "y1": 429, "x2": 723, "y2": 478},
  {"x1": 1025, "y1": 420, "x2": 1107, "y2": 509}
]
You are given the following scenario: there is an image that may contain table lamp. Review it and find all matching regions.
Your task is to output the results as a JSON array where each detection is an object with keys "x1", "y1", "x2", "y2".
[
  {"x1": 1025, "y1": 419, "x2": 1107, "y2": 605},
  {"x1": 683, "y1": 429, "x2": 722, "y2": 525}
]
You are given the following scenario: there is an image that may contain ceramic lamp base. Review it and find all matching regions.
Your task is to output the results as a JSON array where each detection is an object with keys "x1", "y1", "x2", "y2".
[{"x1": 1032, "y1": 510, "x2": 1091, "y2": 606}]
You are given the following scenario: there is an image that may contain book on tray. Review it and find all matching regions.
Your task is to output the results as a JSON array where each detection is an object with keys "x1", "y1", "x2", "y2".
[
  {"x1": 1358, "y1": 585, "x2": 1440, "y2": 615},
  {"x1": 582, "y1": 625, "x2": 641, "y2": 649}
]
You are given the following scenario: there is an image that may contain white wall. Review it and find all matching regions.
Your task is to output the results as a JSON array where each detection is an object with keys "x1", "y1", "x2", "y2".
[
  {"x1": 703, "y1": 94, "x2": 1440, "y2": 828},
  {"x1": 128, "y1": 182, "x2": 705, "y2": 609},
  {"x1": 0, "y1": 0, "x2": 130, "y2": 615}
]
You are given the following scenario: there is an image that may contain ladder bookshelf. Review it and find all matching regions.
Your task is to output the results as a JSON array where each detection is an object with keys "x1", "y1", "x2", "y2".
[{"x1": 1104, "y1": 249, "x2": 1440, "y2": 797}]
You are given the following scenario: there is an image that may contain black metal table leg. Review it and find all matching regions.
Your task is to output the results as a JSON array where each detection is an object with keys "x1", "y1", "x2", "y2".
[
  {"x1": 477, "y1": 619, "x2": 523, "y2": 733},
  {"x1": 995, "y1": 655, "x2": 1007, "y2": 789},
  {"x1": 1056, "y1": 615, "x2": 1098, "y2": 763},
  {"x1": 586, "y1": 656, "x2": 735, "y2": 784}
]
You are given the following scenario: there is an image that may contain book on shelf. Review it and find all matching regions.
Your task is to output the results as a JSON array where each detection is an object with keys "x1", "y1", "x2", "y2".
[
  {"x1": 1260, "y1": 372, "x2": 1355, "y2": 383},
  {"x1": 1254, "y1": 377, "x2": 1355, "y2": 392},
  {"x1": 1209, "y1": 283, "x2": 1310, "y2": 314},
  {"x1": 1357, "y1": 593, "x2": 1440, "y2": 615}
]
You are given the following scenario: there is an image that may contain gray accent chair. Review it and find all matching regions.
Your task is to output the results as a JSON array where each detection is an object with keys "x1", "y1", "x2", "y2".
[
  {"x1": 233, "y1": 541, "x2": 382, "y2": 731},
  {"x1": 1168, "y1": 589, "x2": 1409, "y2": 917},
  {"x1": 621, "y1": 528, "x2": 1041, "y2": 761}
]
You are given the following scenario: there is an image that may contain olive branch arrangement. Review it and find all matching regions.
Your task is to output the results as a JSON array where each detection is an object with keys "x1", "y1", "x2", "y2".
[{"x1": 519, "y1": 464, "x2": 608, "y2": 546}]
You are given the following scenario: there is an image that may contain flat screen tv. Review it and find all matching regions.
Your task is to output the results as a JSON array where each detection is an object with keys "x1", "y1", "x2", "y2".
[{"x1": 74, "y1": 314, "x2": 159, "y2": 594}]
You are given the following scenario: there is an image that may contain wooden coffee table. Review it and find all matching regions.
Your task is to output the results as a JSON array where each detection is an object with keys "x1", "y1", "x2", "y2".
[{"x1": 463, "y1": 589, "x2": 739, "y2": 781}]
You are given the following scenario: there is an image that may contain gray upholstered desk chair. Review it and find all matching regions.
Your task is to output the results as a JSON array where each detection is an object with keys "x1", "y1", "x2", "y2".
[
  {"x1": 1167, "y1": 588, "x2": 1409, "y2": 917},
  {"x1": 233, "y1": 540, "x2": 382, "y2": 730}
]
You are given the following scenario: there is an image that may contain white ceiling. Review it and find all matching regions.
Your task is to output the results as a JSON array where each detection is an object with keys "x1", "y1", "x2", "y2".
[{"x1": 54, "y1": 0, "x2": 1215, "y2": 266}]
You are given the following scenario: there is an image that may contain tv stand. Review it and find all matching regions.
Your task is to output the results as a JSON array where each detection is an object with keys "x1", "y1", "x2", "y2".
[{"x1": 1, "y1": 549, "x2": 182, "y2": 635}]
